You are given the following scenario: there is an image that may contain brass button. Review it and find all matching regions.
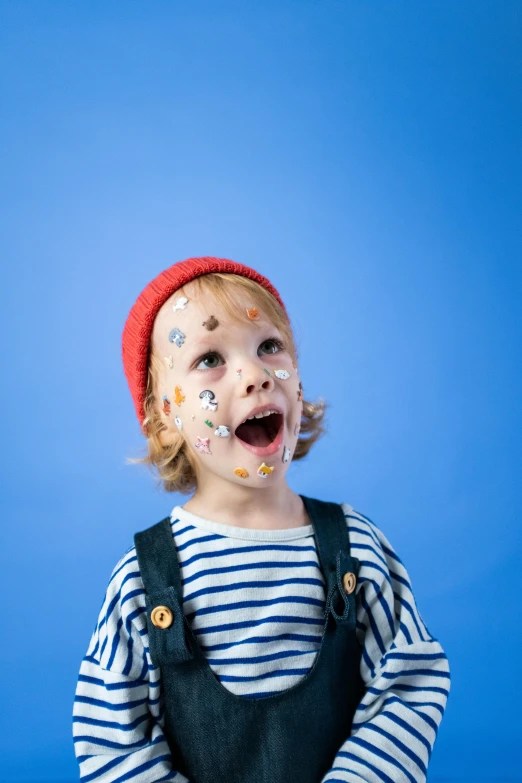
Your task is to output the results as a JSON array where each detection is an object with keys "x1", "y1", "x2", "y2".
[
  {"x1": 151, "y1": 605, "x2": 173, "y2": 629},
  {"x1": 342, "y1": 572, "x2": 356, "y2": 595}
]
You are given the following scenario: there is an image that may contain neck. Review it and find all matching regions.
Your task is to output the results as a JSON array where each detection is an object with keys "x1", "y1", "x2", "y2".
[{"x1": 183, "y1": 476, "x2": 308, "y2": 530}]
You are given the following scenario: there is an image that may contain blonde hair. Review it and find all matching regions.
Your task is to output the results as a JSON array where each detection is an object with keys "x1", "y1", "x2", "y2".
[{"x1": 127, "y1": 272, "x2": 327, "y2": 493}]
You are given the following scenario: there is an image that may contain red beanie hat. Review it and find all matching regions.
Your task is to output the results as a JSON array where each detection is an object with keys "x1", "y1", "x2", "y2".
[{"x1": 122, "y1": 256, "x2": 287, "y2": 429}]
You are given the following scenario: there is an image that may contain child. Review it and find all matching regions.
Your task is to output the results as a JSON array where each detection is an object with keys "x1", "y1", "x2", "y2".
[{"x1": 73, "y1": 256, "x2": 450, "y2": 783}]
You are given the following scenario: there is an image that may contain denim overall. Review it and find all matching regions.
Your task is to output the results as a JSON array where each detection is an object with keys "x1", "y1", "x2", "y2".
[{"x1": 134, "y1": 495, "x2": 364, "y2": 783}]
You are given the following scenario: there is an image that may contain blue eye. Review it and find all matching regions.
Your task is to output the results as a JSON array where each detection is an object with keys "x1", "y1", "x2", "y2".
[
  {"x1": 259, "y1": 338, "x2": 284, "y2": 355},
  {"x1": 196, "y1": 352, "x2": 224, "y2": 371}
]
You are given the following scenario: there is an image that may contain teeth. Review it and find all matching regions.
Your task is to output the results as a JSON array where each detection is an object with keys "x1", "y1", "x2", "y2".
[{"x1": 242, "y1": 410, "x2": 279, "y2": 424}]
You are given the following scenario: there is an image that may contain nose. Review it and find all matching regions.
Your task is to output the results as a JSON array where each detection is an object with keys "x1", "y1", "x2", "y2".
[{"x1": 240, "y1": 364, "x2": 275, "y2": 396}]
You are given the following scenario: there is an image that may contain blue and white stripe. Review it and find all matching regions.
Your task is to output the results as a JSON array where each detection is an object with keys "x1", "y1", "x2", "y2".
[{"x1": 73, "y1": 503, "x2": 450, "y2": 782}]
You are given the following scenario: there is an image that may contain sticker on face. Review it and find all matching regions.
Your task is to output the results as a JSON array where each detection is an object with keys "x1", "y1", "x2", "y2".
[
  {"x1": 164, "y1": 355, "x2": 173, "y2": 369},
  {"x1": 294, "y1": 421, "x2": 300, "y2": 437},
  {"x1": 297, "y1": 381, "x2": 303, "y2": 402},
  {"x1": 215, "y1": 425, "x2": 230, "y2": 437},
  {"x1": 257, "y1": 462, "x2": 274, "y2": 478},
  {"x1": 175, "y1": 416, "x2": 183, "y2": 431},
  {"x1": 195, "y1": 437, "x2": 211, "y2": 455},
  {"x1": 246, "y1": 307, "x2": 259, "y2": 320},
  {"x1": 199, "y1": 390, "x2": 218, "y2": 411},
  {"x1": 174, "y1": 386, "x2": 185, "y2": 406},
  {"x1": 204, "y1": 419, "x2": 213, "y2": 428},
  {"x1": 172, "y1": 296, "x2": 189, "y2": 312},
  {"x1": 162, "y1": 396, "x2": 171, "y2": 416},
  {"x1": 203, "y1": 315, "x2": 219, "y2": 331},
  {"x1": 282, "y1": 446, "x2": 291, "y2": 463},
  {"x1": 169, "y1": 327, "x2": 185, "y2": 348},
  {"x1": 274, "y1": 369, "x2": 290, "y2": 380},
  {"x1": 236, "y1": 369, "x2": 242, "y2": 379},
  {"x1": 263, "y1": 368, "x2": 271, "y2": 376},
  {"x1": 234, "y1": 467, "x2": 249, "y2": 478}
]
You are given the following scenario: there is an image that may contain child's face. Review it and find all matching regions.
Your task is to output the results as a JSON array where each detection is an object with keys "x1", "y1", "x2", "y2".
[{"x1": 151, "y1": 282, "x2": 303, "y2": 488}]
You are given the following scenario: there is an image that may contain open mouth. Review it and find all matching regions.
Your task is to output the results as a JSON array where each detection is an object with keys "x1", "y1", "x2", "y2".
[{"x1": 234, "y1": 412, "x2": 283, "y2": 447}]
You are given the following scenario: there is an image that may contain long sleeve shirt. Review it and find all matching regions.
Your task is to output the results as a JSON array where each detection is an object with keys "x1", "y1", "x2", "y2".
[{"x1": 73, "y1": 502, "x2": 451, "y2": 782}]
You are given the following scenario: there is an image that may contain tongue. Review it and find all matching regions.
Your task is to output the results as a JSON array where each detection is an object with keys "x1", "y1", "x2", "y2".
[{"x1": 235, "y1": 420, "x2": 272, "y2": 447}]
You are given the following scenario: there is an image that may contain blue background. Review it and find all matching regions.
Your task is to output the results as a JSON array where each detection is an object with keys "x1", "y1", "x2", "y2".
[{"x1": 1, "y1": 2, "x2": 520, "y2": 781}]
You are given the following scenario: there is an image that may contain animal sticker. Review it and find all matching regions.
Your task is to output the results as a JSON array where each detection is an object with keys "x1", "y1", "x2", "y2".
[
  {"x1": 203, "y1": 315, "x2": 219, "y2": 331},
  {"x1": 246, "y1": 307, "x2": 259, "y2": 320},
  {"x1": 199, "y1": 390, "x2": 218, "y2": 412},
  {"x1": 174, "y1": 386, "x2": 185, "y2": 406},
  {"x1": 169, "y1": 327, "x2": 185, "y2": 348},
  {"x1": 282, "y1": 446, "x2": 291, "y2": 463},
  {"x1": 236, "y1": 369, "x2": 242, "y2": 379},
  {"x1": 195, "y1": 437, "x2": 212, "y2": 455},
  {"x1": 215, "y1": 425, "x2": 230, "y2": 437},
  {"x1": 234, "y1": 467, "x2": 248, "y2": 478},
  {"x1": 257, "y1": 462, "x2": 274, "y2": 478},
  {"x1": 274, "y1": 369, "x2": 290, "y2": 380},
  {"x1": 175, "y1": 416, "x2": 183, "y2": 431},
  {"x1": 162, "y1": 396, "x2": 171, "y2": 416},
  {"x1": 164, "y1": 355, "x2": 173, "y2": 369},
  {"x1": 172, "y1": 297, "x2": 189, "y2": 312}
]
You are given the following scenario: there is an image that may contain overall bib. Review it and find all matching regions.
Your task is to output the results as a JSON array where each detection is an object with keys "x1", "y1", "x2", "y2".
[{"x1": 134, "y1": 495, "x2": 365, "y2": 783}]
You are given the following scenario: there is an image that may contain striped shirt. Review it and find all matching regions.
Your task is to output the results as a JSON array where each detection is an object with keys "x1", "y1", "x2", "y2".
[{"x1": 73, "y1": 503, "x2": 451, "y2": 782}]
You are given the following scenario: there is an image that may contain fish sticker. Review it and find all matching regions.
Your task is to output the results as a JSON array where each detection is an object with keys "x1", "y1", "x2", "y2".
[
  {"x1": 257, "y1": 462, "x2": 274, "y2": 478},
  {"x1": 215, "y1": 425, "x2": 230, "y2": 437},
  {"x1": 297, "y1": 381, "x2": 303, "y2": 402},
  {"x1": 204, "y1": 419, "x2": 213, "y2": 428},
  {"x1": 169, "y1": 327, "x2": 185, "y2": 348},
  {"x1": 172, "y1": 297, "x2": 189, "y2": 311},
  {"x1": 175, "y1": 416, "x2": 183, "y2": 431},
  {"x1": 282, "y1": 446, "x2": 291, "y2": 463},
  {"x1": 203, "y1": 315, "x2": 219, "y2": 331},
  {"x1": 246, "y1": 307, "x2": 259, "y2": 320},
  {"x1": 234, "y1": 467, "x2": 249, "y2": 478},
  {"x1": 162, "y1": 396, "x2": 171, "y2": 416},
  {"x1": 195, "y1": 437, "x2": 211, "y2": 455},
  {"x1": 199, "y1": 390, "x2": 218, "y2": 412},
  {"x1": 274, "y1": 369, "x2": 290, "y2": 380},
  {"x1": 174, "y1": 386, "x2": 185, "y2": 406},
  {"x1": 164, "y1": 355, "x2": 173, "y2": 369}
]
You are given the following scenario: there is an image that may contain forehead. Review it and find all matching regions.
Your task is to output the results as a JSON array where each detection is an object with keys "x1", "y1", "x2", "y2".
[{"x1": 151, "y1": 280, "x2": 274, "y2": 347}]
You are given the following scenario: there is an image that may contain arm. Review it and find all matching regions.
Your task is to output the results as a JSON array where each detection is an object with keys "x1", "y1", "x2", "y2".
[
  {"x1": 73, "y1": 550, "x2": 189, "y2": 782},
  {"x1": 321, "y1": 506, "x2": 451, "y2": 783}
]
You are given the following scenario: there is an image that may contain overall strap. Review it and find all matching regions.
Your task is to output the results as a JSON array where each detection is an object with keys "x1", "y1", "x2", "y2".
[
  {"x1": 134, "y1": 517, "x2": 193, "y2": 666},
  {"x1": 300, "y1": 495, "x2": 360, "y2": 630}
]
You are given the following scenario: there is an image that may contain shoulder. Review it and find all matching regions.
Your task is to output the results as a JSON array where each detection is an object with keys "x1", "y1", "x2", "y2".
[
  {"x1": 339, "y1": 502, "x2": 408, "y2": 583},
  {"x1": 105, "y1": 541, "x2": 144, "y2": 598}
]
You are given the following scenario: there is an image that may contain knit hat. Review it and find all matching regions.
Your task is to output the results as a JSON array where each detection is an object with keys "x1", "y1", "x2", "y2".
[{"x1": 122, "y1": 256, "x2": 287, "y2": 429}]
